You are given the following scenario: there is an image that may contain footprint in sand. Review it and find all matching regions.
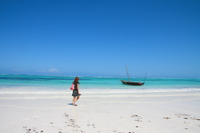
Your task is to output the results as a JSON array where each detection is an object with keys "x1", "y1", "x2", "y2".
[{"x1": 131, "y1": 114, "x2": 142, "y2": 122}]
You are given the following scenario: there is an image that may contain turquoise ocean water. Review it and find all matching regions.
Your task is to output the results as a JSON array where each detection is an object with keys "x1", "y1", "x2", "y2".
[{"x1": 0, "y1": 75, "x2": 200, "y2": 93}]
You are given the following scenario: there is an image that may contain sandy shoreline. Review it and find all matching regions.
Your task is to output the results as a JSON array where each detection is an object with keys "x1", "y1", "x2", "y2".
[{"x1": 0, "y1": 90, "x2": 200, "y2": 133}]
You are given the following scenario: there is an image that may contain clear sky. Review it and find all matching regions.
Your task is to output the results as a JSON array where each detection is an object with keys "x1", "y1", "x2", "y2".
[{"x1": 0, "y1": 0, "x2": 200, "y2": 78}]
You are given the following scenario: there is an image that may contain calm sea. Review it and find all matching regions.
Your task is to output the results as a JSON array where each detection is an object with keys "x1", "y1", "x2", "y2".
[{"x1": 0, "y1": 75, "x2": 199, "y2": 93}]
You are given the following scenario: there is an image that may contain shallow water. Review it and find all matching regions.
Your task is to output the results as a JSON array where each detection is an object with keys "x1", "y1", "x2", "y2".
[{"x1": 0, "y1": 75, "x2": 199, "y2": 91}]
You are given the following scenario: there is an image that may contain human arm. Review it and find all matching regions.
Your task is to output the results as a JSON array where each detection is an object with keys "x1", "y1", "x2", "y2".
[{"x1": 77, "y1": 84, "x2": 81, "y2": 94}]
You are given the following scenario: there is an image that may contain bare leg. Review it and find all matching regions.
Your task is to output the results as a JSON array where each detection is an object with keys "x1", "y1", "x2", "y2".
[
  {"x1": 76, "y1": 96, "x2": 80, "y2": 101},
  {"x1": 72, "y1": 97, "x2": 76, "y2": 105},
  {"x1": 73, "y1": 96, "x2": 80, "y2": 106}
]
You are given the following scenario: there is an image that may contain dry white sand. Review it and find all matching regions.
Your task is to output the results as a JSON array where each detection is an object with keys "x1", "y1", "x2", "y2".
[{"x1": 0, "y1": 90, "x2": 200, "y2": 133}]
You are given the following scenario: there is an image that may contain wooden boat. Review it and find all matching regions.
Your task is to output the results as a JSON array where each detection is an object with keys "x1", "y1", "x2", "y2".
[
  {"x1": 121, "y1": 66, "x2": 146, "y2": 86},
  {"x1": 121, "y1": 80, "x2": 144, "y2": 86}
]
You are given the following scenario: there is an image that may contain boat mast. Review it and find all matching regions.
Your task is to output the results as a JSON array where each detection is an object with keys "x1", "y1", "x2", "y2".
[
  {"x1": 126, "y1": 65, "x2": 130, "y2": 81},
  {"x1": 143, "y1": 73, "x2": 148, "y2": 83}
]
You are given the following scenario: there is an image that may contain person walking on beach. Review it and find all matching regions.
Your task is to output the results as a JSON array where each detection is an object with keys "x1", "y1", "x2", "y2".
[{"x1": 72, "y1": 77, "x2": 81, "y2": 106}]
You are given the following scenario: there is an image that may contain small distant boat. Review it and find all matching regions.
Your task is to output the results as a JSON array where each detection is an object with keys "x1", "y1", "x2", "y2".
[
  {"x1": 121, "y1": 66, "x2": 146, "y2": 86},
  {"x1": 121, "y1": 80, "x2": 144, "y2": 86}
]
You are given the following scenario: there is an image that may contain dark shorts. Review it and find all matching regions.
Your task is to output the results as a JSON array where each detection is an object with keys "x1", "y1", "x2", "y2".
[{"x1": 72, "y1": 90, "x2": 81, "y2": 97}]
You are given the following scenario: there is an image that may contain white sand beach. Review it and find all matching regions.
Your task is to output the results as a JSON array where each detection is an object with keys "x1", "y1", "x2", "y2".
[{"x1": 0, "y1": 89, "x2": 200, "y2": 133}]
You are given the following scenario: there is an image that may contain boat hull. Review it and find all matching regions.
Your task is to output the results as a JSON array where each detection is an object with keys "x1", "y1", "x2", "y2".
[{"x1": 121, "y1": 80, "x2": 144, "y2": 86}]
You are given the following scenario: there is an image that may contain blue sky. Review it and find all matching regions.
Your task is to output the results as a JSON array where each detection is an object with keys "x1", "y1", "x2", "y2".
[{"x1": 0, "y1": 0, "x2": 200, "y2": 78}]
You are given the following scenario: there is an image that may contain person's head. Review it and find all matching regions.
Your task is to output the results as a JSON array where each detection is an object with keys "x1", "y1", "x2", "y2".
[{"x1": 74, "y1": 77, "x2": 79, "y2": 83}]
